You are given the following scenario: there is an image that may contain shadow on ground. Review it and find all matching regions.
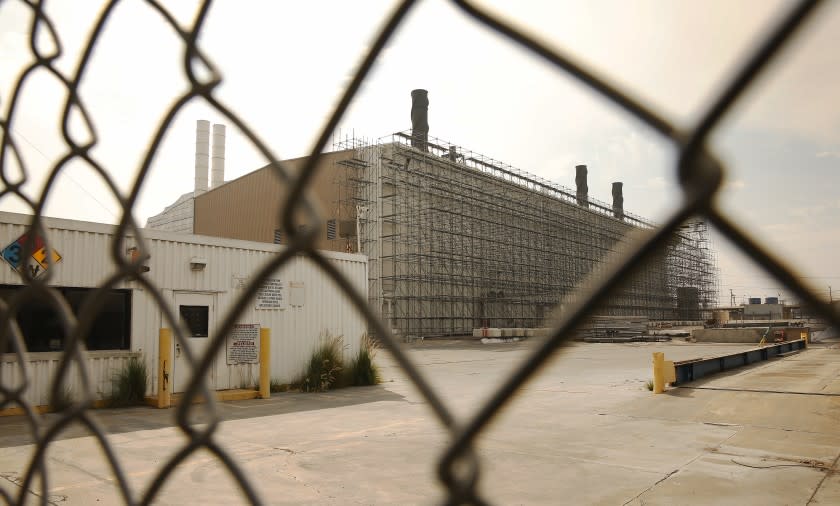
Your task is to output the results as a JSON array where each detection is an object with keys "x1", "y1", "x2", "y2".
[{"x1": 0, "y1": 384, "x2": 406, "y2": 448}]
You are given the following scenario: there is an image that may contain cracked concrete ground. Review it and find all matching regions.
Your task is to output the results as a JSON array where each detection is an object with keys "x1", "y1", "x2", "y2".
[{"x1": 1, "y1": 338, "x2": 839, "y2": 505}]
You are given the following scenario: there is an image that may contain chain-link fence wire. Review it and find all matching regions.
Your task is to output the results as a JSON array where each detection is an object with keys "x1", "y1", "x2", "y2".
[{"x1": 1, "y1": 0, "x2": 839, "y2": 504}]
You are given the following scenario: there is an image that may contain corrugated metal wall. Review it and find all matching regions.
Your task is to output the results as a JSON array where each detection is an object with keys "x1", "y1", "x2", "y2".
[
  {"x1": 193, "y1": 150, "x2": 352, "y2": 247},
  {"x1": 0, "y1": 351, "x2": 141, "y2": 406},
  {"x1": 0, "y1": 211, "x2": 368, "y2": 402}
]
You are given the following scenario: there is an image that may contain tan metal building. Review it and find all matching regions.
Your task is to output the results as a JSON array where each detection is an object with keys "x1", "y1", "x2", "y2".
[{"x1": 194, "y1": 149, "x2": 358, "y2": 253}]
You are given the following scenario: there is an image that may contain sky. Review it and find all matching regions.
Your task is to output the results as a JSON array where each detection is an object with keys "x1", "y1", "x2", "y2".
[{"x1": 1, "y1": 0, "x2": 838, "y2": 306}]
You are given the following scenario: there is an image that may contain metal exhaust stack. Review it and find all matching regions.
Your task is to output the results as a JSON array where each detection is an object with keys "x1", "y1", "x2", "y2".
[
  {"x1": 410, "y1": 89, "x2": 429, "y2": 151},
  {"x1": 194, "y1": 120, "x2": 210, "y2": 197},
  {"x1": 211, "y1": 123, "x2": 226, "y2": 188},
  {"x1": 575, "y1": 164, "x2": 589, "y2": 208},
  {"x1": 612, "y1": 182, "x2": 624, "y2": 220}
]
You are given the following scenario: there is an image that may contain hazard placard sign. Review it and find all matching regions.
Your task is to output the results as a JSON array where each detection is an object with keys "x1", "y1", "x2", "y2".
[{"x1": 1, "y1": 232, "x2": 62, "y2": 279}]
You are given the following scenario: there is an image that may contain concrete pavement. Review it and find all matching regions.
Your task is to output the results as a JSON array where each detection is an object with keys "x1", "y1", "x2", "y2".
[{"x1": 1, "y1": 339, "x2": 839, "y2": 504}]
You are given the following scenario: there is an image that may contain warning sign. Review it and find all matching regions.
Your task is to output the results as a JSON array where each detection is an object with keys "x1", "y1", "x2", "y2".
[
  {"x1": 255, "y1": 278, "x2": 285, "y2": 309},
  {"x1": 1, "y1": 232, "x2": 62, "y2": 279},
  {"x1": 226, "y1": 323, "x2": 260, "y2": 364}
]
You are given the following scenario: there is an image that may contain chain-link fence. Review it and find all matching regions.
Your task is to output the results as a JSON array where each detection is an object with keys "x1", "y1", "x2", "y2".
[{"x1": 1, "y1": 0, "x2": 839, "y2": 504}]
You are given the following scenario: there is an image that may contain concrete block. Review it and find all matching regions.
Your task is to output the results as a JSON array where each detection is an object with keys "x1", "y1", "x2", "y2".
[
  {"x1": 693, "y1": 328, "x2": 762, "y2": 343},
  {"x1": 487, "y1": 328, "x2": 502, "y2": 338}
]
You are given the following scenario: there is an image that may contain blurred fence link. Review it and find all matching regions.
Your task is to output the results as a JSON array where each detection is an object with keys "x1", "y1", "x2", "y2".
[{"x1": 1, "y1": 0, "x2": 837, "y2": 504}]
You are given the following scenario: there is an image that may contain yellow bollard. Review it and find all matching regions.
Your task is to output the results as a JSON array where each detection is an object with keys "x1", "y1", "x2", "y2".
[
  {"x1": 158, "y1": 328, "x2": 172, "y2": 408},
  {"x1": 259, "y1": 328, "x2": 271, "y2": 399},
  {"x1": 652, "y1": 352, "x2": 665, "y2": 394}
]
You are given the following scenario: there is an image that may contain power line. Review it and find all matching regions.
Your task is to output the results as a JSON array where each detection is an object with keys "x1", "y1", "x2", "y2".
[{"x1": 9, "y1": 128, "x2": 118, "y2": 220}]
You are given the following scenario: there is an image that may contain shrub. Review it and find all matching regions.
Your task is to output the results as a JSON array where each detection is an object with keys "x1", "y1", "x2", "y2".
[
  {"x1": 299, "y1": 332, "x2": 345, "y2": 392},
  {"x1": 108, "y1": 356, "x2": 148, "y2": 407},
  {"x1": 346, "y1": 334, "x2": 381, "y2": 386}
]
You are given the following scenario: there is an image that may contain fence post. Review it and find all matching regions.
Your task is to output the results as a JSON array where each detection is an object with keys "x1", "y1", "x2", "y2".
[
  {"x1": 158, "y1": 328, "x2": 172, "y2": 408},
  {"x1": 259, "y1": 328, "x2": 271, "y2": 399}
]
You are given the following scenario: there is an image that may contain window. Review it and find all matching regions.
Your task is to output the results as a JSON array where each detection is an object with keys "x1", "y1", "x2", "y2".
[
  {"x1": 0, "y1": 285, "x2": 132, "y2": 353},
  {"x1": 273, "y1": 228, "x2": 282, "y2": 244},
  {"x1": 179, "y1": 305, "x2": 209, "y2": 337}
]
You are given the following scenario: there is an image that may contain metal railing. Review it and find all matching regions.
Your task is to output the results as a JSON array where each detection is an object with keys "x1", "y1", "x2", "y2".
[{"x1": 1, "y1": 1, "x2": 838, "y2": 505}]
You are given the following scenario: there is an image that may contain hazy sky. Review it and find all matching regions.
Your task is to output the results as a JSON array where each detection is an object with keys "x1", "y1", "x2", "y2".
[{"x1": 1, "y1": 1, "x2": 838, "y2": 305}]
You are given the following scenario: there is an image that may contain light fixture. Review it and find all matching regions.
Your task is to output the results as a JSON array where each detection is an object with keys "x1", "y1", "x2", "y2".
[{"x1": 190, "y1": 256, "x2": 207, "y2": 271}]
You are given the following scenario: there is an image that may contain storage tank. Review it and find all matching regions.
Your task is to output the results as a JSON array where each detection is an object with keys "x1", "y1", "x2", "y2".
[
  {"x1": 765, "y1": 297, "x2": 779, "y2": 305},
  {"x1": 748, "y1": 297, "x2": 761, "y2": 305}
]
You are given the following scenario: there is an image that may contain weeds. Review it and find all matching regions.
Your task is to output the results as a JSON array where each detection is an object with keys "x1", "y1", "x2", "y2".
[
  {"x1": 282, "y1": 332, "x2": 381, "y2": 394},
  {"x1": 645, "y1": 379, "x2": 654, "y2": 391},
  {"x1": 346, "y1": 334, "x2": 381, "y2": 386},
  {"x1": 107, "y1": 356, "x2": 148, "y2": 407},
  {"x1": 299, "y1": 332, "x2": 345, "y2": 392}
]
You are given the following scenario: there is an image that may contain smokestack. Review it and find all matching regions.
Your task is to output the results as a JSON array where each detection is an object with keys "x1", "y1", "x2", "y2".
[
  {"x1": 612, "y1": 182, "x2": 624, "y2": 220},
  {"x1": 211, "y1": 123, "x2": 226, "y2": 188},
  {"x1": 448, "y1": 145, "x2": 458, "y2": 162},
  {"x1": 575, "y1": 164, "x2": 588, "y2": 208},
  {"x1": 410, "y1": 89, "x2": 429, "y2": 151},
  {"x1": 194, "y1": 120, "x2": 210, "y2": 197}
]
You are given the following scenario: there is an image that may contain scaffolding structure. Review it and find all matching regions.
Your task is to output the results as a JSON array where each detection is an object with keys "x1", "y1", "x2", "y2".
[{"x1": 335, "y1": 131, "x2": 718, "y2": 337}]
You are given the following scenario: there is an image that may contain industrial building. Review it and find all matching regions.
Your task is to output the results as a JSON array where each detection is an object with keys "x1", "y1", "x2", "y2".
[
  {"x1": 0, "y1": 211, "x2": 367, "y2": 408},
  {"x1": 149, "y1": 90, "x2": 718, "y2": 338},
  {"x1": 146, "y1": 120, "x2": 228, "y2": 233}
]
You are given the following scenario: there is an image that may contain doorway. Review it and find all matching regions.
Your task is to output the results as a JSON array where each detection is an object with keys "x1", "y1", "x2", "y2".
[{"x1": 173, "y1": 292, "x2": 216, "y2": 393}]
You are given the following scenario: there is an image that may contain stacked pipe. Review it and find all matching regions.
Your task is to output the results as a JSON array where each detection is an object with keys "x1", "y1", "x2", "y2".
[
  {"x1": 410, "y1": 89, "x2": 429, "y2": 152},
  {"x1": 194, "y1": 120, "x2": 210, "y2": 197},
  {"x1": 575, "y1": 164, "x2": 588, "y2": 208},
  {"x1": 211, "y1": 123, "x2": 226, "y2": 188},
  {"x1": 612, "y1": 182, "x2": 624, "y2": 220}
]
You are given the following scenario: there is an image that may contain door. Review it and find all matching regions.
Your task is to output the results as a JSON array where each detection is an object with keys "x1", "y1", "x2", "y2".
[{"x1": 173, "y1": 292, "x2": 216, "y2": 393}]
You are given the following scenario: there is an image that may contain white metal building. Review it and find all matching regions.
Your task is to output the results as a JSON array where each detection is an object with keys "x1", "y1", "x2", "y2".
[{"x1": 0, "y1": 211, "x2": 367, "y2": 408}]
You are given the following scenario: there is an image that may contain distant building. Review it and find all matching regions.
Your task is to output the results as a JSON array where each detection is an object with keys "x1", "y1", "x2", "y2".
[
  {"x1": 148, "y1": 91, "x2": 718, "y2": 336},
  {"x1": 744, "y1": 303, "x2": 784, "y2": 320},
  {"x1": 146, "y1": 120, "x2": 227, "y2": 234}
]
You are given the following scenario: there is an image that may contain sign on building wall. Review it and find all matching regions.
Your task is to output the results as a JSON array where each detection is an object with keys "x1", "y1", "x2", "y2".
[
  {"x1": 1, "y1": 233, "x2": 62, "y2": 279},
  {"x1": 255, "y1": 278, "x2": 285, "y2": 309},
  {"x1": 226, "y1": 323, "x2": 260, "y2": 364},
  {"x1": 290, "y1": 281, "x2": 305, "y2": 307}
]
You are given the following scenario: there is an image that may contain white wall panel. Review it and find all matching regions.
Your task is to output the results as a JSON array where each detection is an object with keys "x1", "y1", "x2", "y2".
[
  {"x1": 0, "y1": 351, "x2": 141, "y2": 406},
  {"x1": 0, "y1": 211, "x2": 367, "y2": 404}
]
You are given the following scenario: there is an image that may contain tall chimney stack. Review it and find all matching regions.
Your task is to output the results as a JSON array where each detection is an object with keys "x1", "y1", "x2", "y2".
[
  {"x1": 410, "y1": 89, "x2": 429, "y2": 151},
  {"x1": 575, "y1": 164, "x2": 589, "y2": 208},
  {"x1": 194, "y1": 120, "x2": 210, "y2": 197},
  {"x1": 612, "y1": 182, "x2": 624, "y2": 220},
  {"x1": 211, "y1": 123, "x2": 226, "y2": 188}
]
